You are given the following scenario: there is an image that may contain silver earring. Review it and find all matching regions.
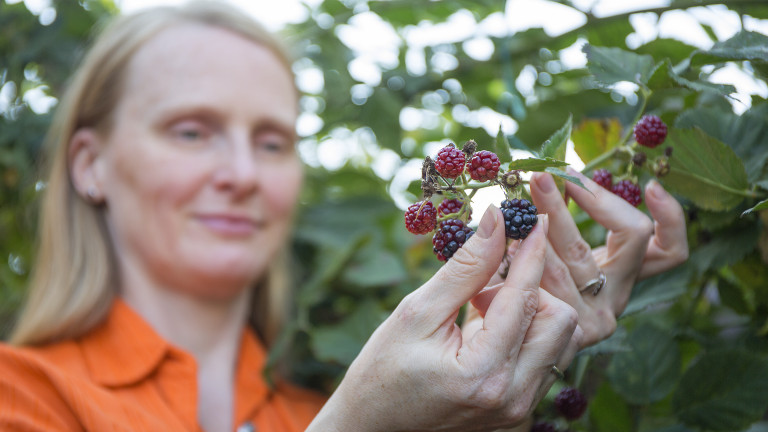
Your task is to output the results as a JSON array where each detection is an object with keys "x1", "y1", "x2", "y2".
[{"x1": 87, "y1": 186, "x2": 98, "y2": 199}]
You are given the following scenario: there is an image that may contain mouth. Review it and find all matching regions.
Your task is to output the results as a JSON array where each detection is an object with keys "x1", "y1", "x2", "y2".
[{"x1": 195, "y1": 214, "x2": 262, "y2": 236}]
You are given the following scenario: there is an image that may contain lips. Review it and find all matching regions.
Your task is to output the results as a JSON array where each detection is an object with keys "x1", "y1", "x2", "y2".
[{"x1": 196, "y1": 214, "x2": 261, "y2": 236}]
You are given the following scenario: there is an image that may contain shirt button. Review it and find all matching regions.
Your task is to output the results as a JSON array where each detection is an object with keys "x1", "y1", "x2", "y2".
[{"x1": 236, "y1": 422, "x2": 256, "y2": 432}]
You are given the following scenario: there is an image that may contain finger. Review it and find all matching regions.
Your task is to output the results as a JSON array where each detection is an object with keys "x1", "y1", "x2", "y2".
[
  {"x1": 639, "y1": 180, "x2": 689, "y2": 279},
  {"x1": 564, "y1": 168, "x2": 653, "y2": 279},
  {"x1": 407, "y1": 206, "x2": 506, "y2": 330},
  {"x1": 470, "y1": 282, "x2": 504, "y2": 319},
  {"x1": 530, "y1": 172, "x2": 600, "y2": 288},
  {"x1": 468, "y1": 215, "x2": 549, "y2": 363}
]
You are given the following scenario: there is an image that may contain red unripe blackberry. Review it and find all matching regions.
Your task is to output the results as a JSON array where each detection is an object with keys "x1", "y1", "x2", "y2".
[
  {"x1": 611, "y1": 179, "x2": 642, "y2": 207},
  {"x1": 467, "y1": 150, "x2": 501, "y2": 182},
  {"x1": 404, "y1": 200, "x2": 437, "y2": 235},
  {"x1": 500, "y1": 199, "x2": 538, "y2": 240},
  {"x1": 592, "y1": 169, "x2": 613, "y2": 190},
  {"x1": 531, "y1": 422, "x2": 557, "y2": 432},
  {"x1": 432, "y1": 219, "x2": 474, "y2": 261},
  {"x1": 554, "y1": 387, "x2": 588, "y2": 421},
  {"x1": 434, "y1": 143, "x2": 466, "y2": 179},
  {"x1": 437, "y1": 198, "x2": 470, "y2": 222},
  {"x1": 634, "y1": 115, "x2": 668, "y2": 148}
]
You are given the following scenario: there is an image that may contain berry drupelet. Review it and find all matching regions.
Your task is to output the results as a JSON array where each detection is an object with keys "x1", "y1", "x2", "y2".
[
  {"x1": 434, "y1": 143, "x2": 466, "y2": 179},
  {"x1": 554, "y1": 387, "x2": 588, "y2": 421},
  {"x1": 438, "y1": 198, "x2": 470, "y2": 221},
  {"x1": 467, "y1": 150, "x2": 501, "y2": 182},
  {"x1": 611, "y1": 179, "x2": 643, "y2": 207},
  {"x1": 404, "y1": 200, "x2": 437, "y2": 235},
  {"x1": 432, "y1": 219, "x2": 474, "y2": 261},
  {"x1": 591, "y1": 169, "x2": 613, "y2": 190},
  {"x1": 634, "y1": 115, "x2": 668, "y2": 148},
  {"x1": 500, "y1": 199, "x2": 538, "y2": 240}
]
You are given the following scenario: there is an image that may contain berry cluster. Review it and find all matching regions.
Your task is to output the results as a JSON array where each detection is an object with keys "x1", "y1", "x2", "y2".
[
  {"x1": 501, "y1": 199, "x2": 538, "y2": 240},
  {"x1": 432, "y1": 219, "x2": 474, "y2": 261},
  {"x1": 434, "y1": 144, "x2": 466, "y2": 179},
  {"x1": 554, "y1": 387, "x2": 588, "y2": 421},
  {"x1": 634, "y1": 115, "x2": 668, "y2": 148},
  {"x1": 404, "y1": 201, "x2": 437, "y2": 235},
  {"x1": 591, "y1": 170, "x2": 642, "y2": 207}
]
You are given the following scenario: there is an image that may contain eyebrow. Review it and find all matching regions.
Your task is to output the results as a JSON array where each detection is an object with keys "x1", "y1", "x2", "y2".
[{"x1": 151, "y1": 104, "x2": 297, "y2": 140}]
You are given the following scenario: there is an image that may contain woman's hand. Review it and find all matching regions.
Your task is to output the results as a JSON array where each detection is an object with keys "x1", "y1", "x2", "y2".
[
  {"x1": 472, "y1": 170, "x2": 688, "y2": 348},
  {"x1": 308, "y1": 208, "x2": 583, "y2": 432}
]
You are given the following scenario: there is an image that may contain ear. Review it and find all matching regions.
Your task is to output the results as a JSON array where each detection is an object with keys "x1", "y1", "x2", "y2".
[{"x1": 68, "y1": 128, "x2": 107, "y2": 203}]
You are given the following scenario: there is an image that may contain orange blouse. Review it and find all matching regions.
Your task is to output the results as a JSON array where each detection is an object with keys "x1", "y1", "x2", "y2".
[{"x1": 0, "y1": 300, "x2": 326, "y2": 431}]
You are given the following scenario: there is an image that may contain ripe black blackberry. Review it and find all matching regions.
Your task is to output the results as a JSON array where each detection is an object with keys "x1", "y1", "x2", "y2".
[
  {"x1": 634, "y1": 115, "x2": 668, "y2": 148},
  {"x1": 438, "y1": 198, "x2": 471, "y2": 222},
  {"x1": 432, "y1": 219, "x2": 474, "y2": 261},
  {"x1": 611, "y1": 179, "x2": 642, "y2": 207},
  {"x1": 591, "y1": 169, "x2": 613, "y2": 190},
  {"x1": 500, "y1": 199, "x2": 538, "y2": 240},
  {"x1": 554, "y1": 387, "x2": 588, "y2": 421},
  {"x1": 404, "y1": 200, "x2": 436, "y2": 235},
  {"x1": 434, "y1": 143, "x2": 466, "y2": 179},
  {"x1": 467, "y1": 150, "x2": 501, "y2": 182}
]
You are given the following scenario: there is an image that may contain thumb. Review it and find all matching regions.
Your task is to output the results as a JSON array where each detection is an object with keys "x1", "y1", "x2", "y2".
[{"x1": 411, "y1": 205, "x2": 507, "y2": 329}]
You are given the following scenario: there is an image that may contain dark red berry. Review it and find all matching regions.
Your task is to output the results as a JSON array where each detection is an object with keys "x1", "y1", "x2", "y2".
[
  {"x1": 500, "y1": 199, "x2": 538, "y2": 240},
  {"x1": 432, "y1": 219, "x2": 474, "y2": 261},
  {"x1": 634, "y1": 115, "x2": 668, "y2": 148},
  {"x1": 438, "y1": 198, "x2": 470, "y2": 221},
  {"x1": 435, "y1": 143, "x2": 466, "y2": 179},
  {"x1": 531, "y1": 421, "x2": 558, "y2": 432},
  {"x1": 554, "y1": 387, "x2": 588, "y2": 421},
  {"x1": 592, "y1": 169, "x2": 613, "y2": 190},
  {"x1": 404, "y1": 200, "x2": 437, "y2": 235},
  {"x1": 467, "y1": 150, "x2": 500, "y2": 182},
  {"x1": 611, "y1": 179, "x2": 642, "y2": 207}
]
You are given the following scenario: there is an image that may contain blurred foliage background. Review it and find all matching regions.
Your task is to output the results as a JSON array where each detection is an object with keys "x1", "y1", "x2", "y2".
[{"x1": 2, "y1": 0, "x2": 768, "y2": 431}]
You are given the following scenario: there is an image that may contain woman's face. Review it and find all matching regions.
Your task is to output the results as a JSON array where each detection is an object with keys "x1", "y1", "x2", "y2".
[{"x1": 96, "y1": 25, "x2": 302, "y2": 299}]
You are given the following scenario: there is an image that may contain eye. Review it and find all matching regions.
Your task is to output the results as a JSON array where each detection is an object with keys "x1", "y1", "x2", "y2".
[
  {"x1": 170, "y1": 120, "x2": 211, "y2": 143},
  {"x1": 255, "y1": 131, "x2": 293, "y2": 155}
]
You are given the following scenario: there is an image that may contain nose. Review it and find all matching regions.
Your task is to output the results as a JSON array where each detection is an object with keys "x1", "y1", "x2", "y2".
[{"x1": 213, "y1": 134, "x2": 262, "y2": 198}]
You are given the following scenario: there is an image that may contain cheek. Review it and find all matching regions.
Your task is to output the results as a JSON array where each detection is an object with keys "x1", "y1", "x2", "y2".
[{"x1": 263, "y1": 161, "x2": 303, "y2": 217}]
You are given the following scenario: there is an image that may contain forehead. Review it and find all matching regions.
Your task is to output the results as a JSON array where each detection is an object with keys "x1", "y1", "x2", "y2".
[{"x1": 120, "y1": 24, "x2": 297, "y2": 122}]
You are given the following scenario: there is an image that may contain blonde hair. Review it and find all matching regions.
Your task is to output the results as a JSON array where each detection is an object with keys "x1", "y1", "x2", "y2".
[{"x1": 10, "y1": 1, "x2": 295, "y2": 346}]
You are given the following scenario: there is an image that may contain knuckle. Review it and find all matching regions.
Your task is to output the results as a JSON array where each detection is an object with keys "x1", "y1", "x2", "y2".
[
  {"x1": 565, "y1": 238, "x2": 592, "y2": 263},
  {"x1": 392, "y1": 293, "x2": 421, "y2": 325},
  {"x1": 555, "y1": 302, "x2": 579, "y2": 332},
  {"x1": 519, "y1": 288, "x2": 540, "y2": 319},
  {"x1": 637, "y1": 217, "x2": 654, "y2": 239},
  {"x1": 503, "y1": 398, "x2": 532, "y2": 423},
  {"x1": 449, "y1": 246, "x2": 484, "y2": 270},
  {"x1": 547, "y1": 261, "x2": 572, "y2": 286}
]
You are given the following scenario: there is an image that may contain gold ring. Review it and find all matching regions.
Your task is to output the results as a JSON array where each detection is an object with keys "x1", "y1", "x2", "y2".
[
  {"x1": 579, "y1": 270, "x2": 606, "y2": 296},
  {"x1": 551, "y1": 365, "x2": 564, "y2": 380}
]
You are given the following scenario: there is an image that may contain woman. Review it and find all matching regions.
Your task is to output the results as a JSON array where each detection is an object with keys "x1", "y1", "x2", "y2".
[{"x1": 0, "y1": 2, "x2": 688, "y2": 431}]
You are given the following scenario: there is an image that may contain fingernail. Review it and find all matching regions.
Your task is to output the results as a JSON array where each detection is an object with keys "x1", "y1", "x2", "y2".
[
  {"x1": 540, "y1": 214, "x2": 549, "y2": 235},
  {"x1": 536, "y1": 173, "x2": 556, "y2": 193},
  {"x1": 646, "y1": 179, "x2": 666, "y2": 199},
  {"x1": 477, "y1": 205, "x2": 498, "y2": 239}
]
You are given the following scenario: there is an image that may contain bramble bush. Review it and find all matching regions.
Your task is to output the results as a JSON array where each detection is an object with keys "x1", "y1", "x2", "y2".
[{"x1": 2, "y1": 1, "x2": 768, "y2": 431}]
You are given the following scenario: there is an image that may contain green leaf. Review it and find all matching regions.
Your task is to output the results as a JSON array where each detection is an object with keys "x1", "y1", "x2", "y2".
[
  {"x1": 673, "y1": 350, "x2": 768, "y2": 431},
  {"x1": 624, "y1": 264, "x2": 693, "y2": 316},
  {"x1": 310, "y1": 300, "x2": 388, "y2": 365},
  {"x1": 691, "y1": 31, "x2": 768, "y2": 66},
  {"x1": 646, "y1": 128, "x2": 750, "y2": 211},
  {"x1": 590, "y1": 383, "x2": 633, "y2": 432},
  {"x1": 583, "y1": 44, "x2": 655, "y2": 85},
  {"x1": 507, "y1": 157, "x2": 568, "y2": 172},
  {"x1": 648, "y1": 59, "x2": 735, "y2": 95},
  {"x1": 607, "y1": 322, "x2": 681, "y2": 405},
  {"x1": 540, "y1": 114, "x2": 572, "y2": 161},
  {"x1": 742, "y1": 198, "x2": 768, "y2": 217},
  {"x1": 342, "y1": 245, "x2": 406, "y2": 288},
  {"x1": 544, "y1": 167, "x2": 590, "y2": 193},
  {"x1": 571, "y1": 118, "x2": 622, "y2": 164},
  {"x1": 689, "y1": 223, "x2": 758, "y2": 274},
  {"x1": 494, "y1": 125, "x2": 513, "y2": 163}
]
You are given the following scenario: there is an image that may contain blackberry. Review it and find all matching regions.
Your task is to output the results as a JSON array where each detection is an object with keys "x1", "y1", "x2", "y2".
[
  {"x1": 634, "y1": 115, "x2": 668, "y2": 148},
  {"x1": 438, "y1": 198, "x2": 470, "y2": 222},
  {"x1": 591, "y1": 169, "x2": 613, "y2": 190},
  {"x1": 611, "y1": 179, "x2": 642, "y2": 207},
  {"x1": 500, "y1": 199, "x2": 538, "y2": 240},
  {"x1": 435, "y1": 143, "x2": 466, "y2": 179},
  {"x1": 404, "y1": 200, "x2": 437, "y2": 235},
  {"x1": 467, "y1": 150, "x2": 501, "y2": 182},
  {"x1": 531, "y1": 422, "x2": 557, "y2": 432},
  {"x1": 432, "y1": 219, "x2": 474, "y2": 261},
  {"x1": 554, "y1": 387, "x2": 588, "y2": 421}
]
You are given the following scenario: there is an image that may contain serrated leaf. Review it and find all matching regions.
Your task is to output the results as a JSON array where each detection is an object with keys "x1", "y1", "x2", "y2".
[
  {"x1": 645, "y1": 128, "x2": 749, "y2": 211},
  {"x1": 691, "y1": 31, "x2": 768, "y2": 66},
  {"x1": 624, "y1": 264, "x2": 693, "y2": 316},
  {"x1": 507, "y1": 157, "x2": 568, "y2": 172},
  {"x1": 583, "y1": 44, "x2": 655, "y2": 85},
  {"x1": 494, "y1": 125, "x2": 513, "y2": 163},
  {"x1": 544, "y1": 167, "x2": 591, "y2": 193},
  {"x1": 742, "y1": 198, "x2": 768, "y2": 217},
  {"x1": 607, "y1": 322, "x2": 681, "y2": 405},
  {"x1": 571, "y1": 118, "x2": 622, "y2": 164},
  {"x1": 540, "y1": 114, "x2": 572, "y2": 161},
  {"x1": 648, "y1": 59, "x2": 735, "y2": 95},
  {"x1": 689, "y1": 223, "x2": 758, "y2": 274},
  {"x1": 673, "y1": 350, "x2": 768, "y2": 431}
]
